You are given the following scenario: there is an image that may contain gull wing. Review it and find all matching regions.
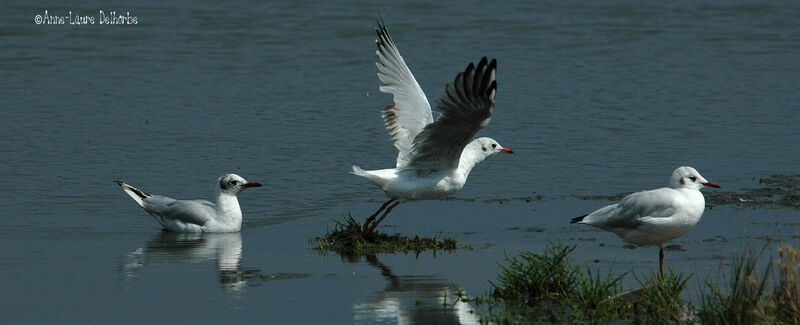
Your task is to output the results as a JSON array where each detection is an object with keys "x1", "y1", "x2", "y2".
[
  {"x1": 405, "y1": 57, "x2": 497, "y2": 171},
  {"x1": 597, "y1": 188, "x2": 679, "y2": 229},
  {"x1": 375, "y1": 21, "x2": 433, "y2": 168},
  {"x1": 142, "y1": 196, "x2": 214, "y2": 227}
]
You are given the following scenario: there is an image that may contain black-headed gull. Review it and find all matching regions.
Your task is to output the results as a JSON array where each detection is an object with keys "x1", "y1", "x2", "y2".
[
  {"x1": 352, "y1": 22, "x2": 513, "y2": 233},
  {"x1": 115, "y1": 174, "x2": 262, "y2": 233},
  {"x1": 571, "y1": 166, "x2": 720, "y2": 275}
]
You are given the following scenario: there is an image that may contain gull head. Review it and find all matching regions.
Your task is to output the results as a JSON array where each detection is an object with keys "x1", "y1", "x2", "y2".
[
  {"x1": 217, "y1": 174, "x2": 262, "y2": 195},
  {"x1": 474, "y1": 137, "x2": 514, "y2": 157},
  {"x1": 669, "y1": 166, "x2": 720, "y2": 190}
]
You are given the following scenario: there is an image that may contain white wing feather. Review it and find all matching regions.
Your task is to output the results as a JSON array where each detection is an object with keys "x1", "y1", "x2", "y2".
[{"x1": 375, "y1": 22, "x2": 433, "y2": 168}]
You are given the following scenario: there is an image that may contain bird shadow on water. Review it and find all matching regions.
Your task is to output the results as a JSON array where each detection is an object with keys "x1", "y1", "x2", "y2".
[
  {"x1": 118, "y1": 232, "x2": 308, "y2": 293},
  {"x1": 351, "y1": 254, "x2": 481, "y2": 325}
]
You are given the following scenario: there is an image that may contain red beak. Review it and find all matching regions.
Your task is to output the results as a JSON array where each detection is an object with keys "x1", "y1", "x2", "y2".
[
  {"x1": 499, "y1": 148, "x2": 514, "y2": 154},
  {"x1": 242, "y1": 182, "x2": 263, "y2": 188},
  {"x1": 702, "y1": 181, "x2": 720, "y2": 188}
]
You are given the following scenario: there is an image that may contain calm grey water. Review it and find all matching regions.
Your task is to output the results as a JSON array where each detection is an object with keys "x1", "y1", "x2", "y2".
[{"x1": 2, "y1": 0, "x2": 799, "y2": 323}]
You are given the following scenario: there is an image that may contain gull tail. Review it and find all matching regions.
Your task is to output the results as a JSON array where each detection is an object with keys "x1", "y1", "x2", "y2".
[
  {"x1": 351, "y1": 165, "x2": 369, "y2": 177},
  {"x1": 570, "y1": 214, "x2": 588, "y2": 224},
  {"x1": 351, "y1": 165, "x2": 391, "y2": 189},
  {"x1": 115, "y1": 180, "x2": 151, "y2": 207}
]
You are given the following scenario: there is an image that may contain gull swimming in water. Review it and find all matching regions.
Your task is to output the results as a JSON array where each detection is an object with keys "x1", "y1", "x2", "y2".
[
  {"x1": 570, "y1": 166, "x2": 720, "y2": 275},
  {"x1": 116, "y1": 174, "x2": 262, "y2": 233},
  {"x1": 352, "y1": 21, "x2": 513, "y2": 233}
]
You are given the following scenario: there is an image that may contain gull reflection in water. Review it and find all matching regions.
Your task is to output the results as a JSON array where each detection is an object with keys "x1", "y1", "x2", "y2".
[
  {"x1": 353, "y1": 255, "x2": 480, "y2": 325},
  {"x1": 120, "y1": 232, "x2": 258, "y2": 292}
]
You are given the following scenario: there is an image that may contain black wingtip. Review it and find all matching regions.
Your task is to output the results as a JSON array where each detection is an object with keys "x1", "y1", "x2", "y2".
[
  {"x1": 375, "y1": 18, "x2": 390, "y2": 47},
  {"x1": 570, "y1": 214, "x2": 588, "y2": 224},
  {"x1": 116, "y1": 180, "x2": 151, "y2": 199},
  {"x1": 475, "y1": 57, "x2": 496, "y2": 68},
  {"x1": 376, "y1": 16, "x2": 387, "y2": 32}
]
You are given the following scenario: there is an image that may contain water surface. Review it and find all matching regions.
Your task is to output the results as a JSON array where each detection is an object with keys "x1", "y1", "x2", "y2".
[{"x1": 1, "y1": 0, "x2": 799, "y2": 323}]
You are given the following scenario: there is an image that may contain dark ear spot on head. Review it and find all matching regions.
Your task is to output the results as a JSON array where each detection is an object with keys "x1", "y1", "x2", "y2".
[
  {"x1": 482, "y1": 146, "x2": 487, "y2": 152},
  {"x1": 680, "y1": 178, "x2": 686, "y2": 185},
  {"x1": 220, "y1": 179, "x2": 231, "y2": 190}
]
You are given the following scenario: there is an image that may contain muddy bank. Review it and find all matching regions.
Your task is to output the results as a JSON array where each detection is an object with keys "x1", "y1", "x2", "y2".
[
  {"x1": 577, "y1": 174, "x2": 800, "y2": 210},
  {"x1": 359, "y1": 175, "x2": 799, "y2": 209}
]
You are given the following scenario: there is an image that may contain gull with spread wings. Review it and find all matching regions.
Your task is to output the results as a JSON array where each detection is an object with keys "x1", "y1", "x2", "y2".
[{"x1": 352, "y1": 22, "x2": 513, "y2": 233}]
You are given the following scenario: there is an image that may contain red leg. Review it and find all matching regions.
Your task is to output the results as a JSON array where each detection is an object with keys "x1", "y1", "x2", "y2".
[
  {"x1": 363, "y1": 199, "x2": 394, "y2": 233},
  {"x1": 366, "y1": 201, "x2": 400, "y2": 233},
  {"x1": 659, "y1": 246, "x2": 664, "y2": 278}
]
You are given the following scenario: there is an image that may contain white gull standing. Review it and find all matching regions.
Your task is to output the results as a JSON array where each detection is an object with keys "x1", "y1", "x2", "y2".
[
  {"x1": 570, "y1": 166, "x2": 720, "y2": 276},
  {"x1": 352, "y1": 22, "x2": 513, "y2": 233},
  {"x1": 115, "y1": 174, "x2": 262, "y2": 233}
]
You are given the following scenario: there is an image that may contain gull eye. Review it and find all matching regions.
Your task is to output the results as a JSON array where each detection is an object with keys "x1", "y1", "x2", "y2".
[
  {"x1": 230, "y1": 180, "x2": 238, "y2": 185},
  {"x1": 688, "y1": 176, "x2": 697, "y2": 182},
  {"x1": 491, "y1": 143, "x2": 497, "y2": 148}
]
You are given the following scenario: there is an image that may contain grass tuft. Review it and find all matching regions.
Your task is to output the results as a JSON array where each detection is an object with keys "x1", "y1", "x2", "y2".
[
  {"x1": 444, "y1": 241, "x2": 800, "y2": 323},
  {"x1": 490, "y1": 240, "x2": 579, "y2": 306},
  {"x1": 775, "y1": 245, "x2": 800, "y2": 324},
  {"x1": 699, "y1": 245, "x2": 774, "y2": 324},
  {"x1": 633, "y1": 269, "x2": 692, "y2": 324},
  {"x1": 570, "y1": 266, "x2": 631, "y2": 322},
  {"x1": 478, "y1": 241, "x2": 637, "y2": 323},
  {"x1": 312, "y1": 213, "x2": 457, "y2": 258}
]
